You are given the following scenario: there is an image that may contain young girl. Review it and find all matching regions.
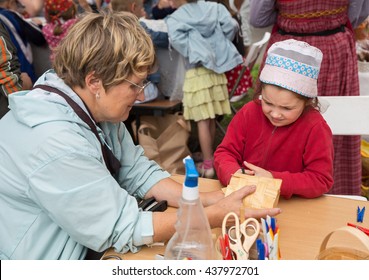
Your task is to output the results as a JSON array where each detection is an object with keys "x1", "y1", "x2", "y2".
[
  {"x1": 165, "y1": 0, "x2": 243, "y2": 178},
  {"x1": 214, "y1": 39, "x2": 334, "y2": 199},
  {"x1": 249, "y1": 0, "x2": 369, "y2": 196},
  {"x1": 42, "y1": 0, "x2": 78, "y2": 62}
]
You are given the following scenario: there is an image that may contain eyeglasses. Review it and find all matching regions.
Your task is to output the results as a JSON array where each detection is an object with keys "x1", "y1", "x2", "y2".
[{"x1": 124, "y1": 78, "x2": 151, "y2": 94}]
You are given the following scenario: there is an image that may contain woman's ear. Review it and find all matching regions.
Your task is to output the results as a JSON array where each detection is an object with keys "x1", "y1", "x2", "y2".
[{"x1": 85, "y1": 72, "x2": 102, "y2": 94}]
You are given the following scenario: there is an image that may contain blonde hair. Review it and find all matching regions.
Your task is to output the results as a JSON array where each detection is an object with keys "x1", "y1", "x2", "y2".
[{"x1": 53, "y1": 10, "x2": 155, "y2": 90}]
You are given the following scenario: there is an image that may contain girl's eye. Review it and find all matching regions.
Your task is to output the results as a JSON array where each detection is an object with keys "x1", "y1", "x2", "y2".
[{"x1": 263, "y1": 100, "x2": 273, "y2": 106}]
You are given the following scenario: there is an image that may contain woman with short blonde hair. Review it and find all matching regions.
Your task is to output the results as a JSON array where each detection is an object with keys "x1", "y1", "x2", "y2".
[
  {"x1": 53, "y1": 10, "x2": 155, "y2": 90},
  {"x1": 0, "y1": 10, "x2": 280, "y2": 259}
]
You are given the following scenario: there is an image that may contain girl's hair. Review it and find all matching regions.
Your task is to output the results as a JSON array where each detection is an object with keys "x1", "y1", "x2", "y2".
[{"x1": 53, "y1": 10, "x2": 155, "y2": 91}]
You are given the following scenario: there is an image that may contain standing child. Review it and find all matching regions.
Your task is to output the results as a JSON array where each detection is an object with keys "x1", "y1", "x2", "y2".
[
  {"x1": 214, "y1": 39, "x2": 334, "y2": 199},
  {"x1": 165, "y1": 0, "x2": 243, "y2": 178},
  {"x1": 42, "y1": 0, "x2": 78, "y2": 62}
]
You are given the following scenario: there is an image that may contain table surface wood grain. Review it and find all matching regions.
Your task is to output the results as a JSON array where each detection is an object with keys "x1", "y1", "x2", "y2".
[{"x1": 103, "y1": 175, "x2": 369, "y2": 260}]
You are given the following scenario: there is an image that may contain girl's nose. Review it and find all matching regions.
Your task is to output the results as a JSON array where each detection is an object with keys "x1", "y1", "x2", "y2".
[{"x1": 270, "y1": 110, "x2": 282, "y2": 118}]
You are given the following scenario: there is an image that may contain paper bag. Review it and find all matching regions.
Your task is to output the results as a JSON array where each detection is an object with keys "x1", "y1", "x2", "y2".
[
  {"x1": 225, "y1": 173, "x2": 282, "y2": 209},
  {"x1": 132, "y1": 114, "x2": 191, "y2": 174}
]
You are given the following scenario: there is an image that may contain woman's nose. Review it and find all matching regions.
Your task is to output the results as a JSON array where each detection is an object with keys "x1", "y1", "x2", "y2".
[{"x1": 136, "y1": 90, "x2": 146, "y2": 102}]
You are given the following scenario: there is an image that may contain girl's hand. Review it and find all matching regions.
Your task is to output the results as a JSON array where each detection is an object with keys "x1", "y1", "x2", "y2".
[{"x1": 243, "y1": 161, "x2": 273, "y2": 178}]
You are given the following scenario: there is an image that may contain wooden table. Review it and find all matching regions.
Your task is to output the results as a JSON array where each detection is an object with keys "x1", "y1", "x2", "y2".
[{"x1": 103, "y1": 175, "x2": 369, "y2": 260}]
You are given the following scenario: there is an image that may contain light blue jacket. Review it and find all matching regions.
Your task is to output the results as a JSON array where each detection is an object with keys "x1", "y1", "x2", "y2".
[
  {"x1": 165, "y1": 1, "x2": 243, "y2": 74},
  {"x1": 0, "y1": 70, "x2": 170, "y2": 259}
]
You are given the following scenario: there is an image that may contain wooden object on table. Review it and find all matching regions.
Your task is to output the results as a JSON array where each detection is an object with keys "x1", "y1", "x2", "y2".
[
  {"x1": 225, "y1": 173, "x2": 281, "y2": 208},
  {"x1": 102, "y1": 175, "x2": 369, "y2": 260},
  {"x1": 315, "y1": 226, "x2": 369, "y2": 260}
]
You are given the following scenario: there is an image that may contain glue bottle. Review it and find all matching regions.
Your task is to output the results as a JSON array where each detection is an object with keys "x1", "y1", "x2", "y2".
[{"x1": 164, "y1": 157, "x2": 215, "y2": 260}]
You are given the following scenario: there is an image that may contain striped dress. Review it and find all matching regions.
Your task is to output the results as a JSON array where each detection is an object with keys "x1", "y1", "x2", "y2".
[{"x1": 258, "y1": 0, "x2": 362, "y2": 195}]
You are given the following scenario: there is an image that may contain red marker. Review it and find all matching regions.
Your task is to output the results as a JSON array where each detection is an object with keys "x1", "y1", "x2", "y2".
[{"x1": 347, "y1": 222, "x2": 369, "y2": 236}]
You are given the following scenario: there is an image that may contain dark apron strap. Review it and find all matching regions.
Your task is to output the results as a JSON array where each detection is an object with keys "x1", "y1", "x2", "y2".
[
  {"x1": 85, "y1": 248, "x2": 105, "y2": 260},
  {"x1": 33, "y1": 84, "x2": 121, "y2": 176},
  {"x1": 278, "y1": 25, "x2": 345, "y2": 37}
]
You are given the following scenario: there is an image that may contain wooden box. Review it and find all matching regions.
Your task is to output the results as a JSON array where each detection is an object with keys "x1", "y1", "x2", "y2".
[{"x1": 225, "y1": 173, "x2": 282, "y2": 209}]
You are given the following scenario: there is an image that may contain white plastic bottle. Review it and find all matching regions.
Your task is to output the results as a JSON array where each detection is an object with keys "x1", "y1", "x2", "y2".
[{"x1": 164, "y1": 157, "x2": 215, "y2": 260}]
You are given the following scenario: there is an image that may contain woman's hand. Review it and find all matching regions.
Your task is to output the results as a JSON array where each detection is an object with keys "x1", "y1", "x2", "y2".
[
  {"x1": 199, "y1": 189, "x2": 225, "y2": 207},
  {"x1": 242, "y1": 161, "x2": 273, "y2": 178},
  {"x1": 205, "y1": 185, "x2": 281, "y2": 228}
]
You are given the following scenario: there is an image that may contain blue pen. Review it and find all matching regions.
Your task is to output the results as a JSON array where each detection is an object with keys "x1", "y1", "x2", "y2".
[
  {"x1": 264, "y1": 217, "x2": 269, "y2": 232},
  {"x1": 266, "y1": 215, "x2": 271, "y2": 230},
  {"x1": 261, "y1": 218, "x2": 268, "y2": 246},
  {"x1": 256, "y1": 239, "x2": 265, "y2": 260},
  {"x1": 271, "y1": 217, "x2": 276, "y2": 233}
]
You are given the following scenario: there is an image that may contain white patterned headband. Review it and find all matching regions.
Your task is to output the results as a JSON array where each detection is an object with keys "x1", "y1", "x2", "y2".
[{"x1": 260, "y1": 39, "x2": 323, "y2": 98}]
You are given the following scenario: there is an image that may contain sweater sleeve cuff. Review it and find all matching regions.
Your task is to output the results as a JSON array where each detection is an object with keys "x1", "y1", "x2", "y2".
[
  {"x1": 270, "y1": 171, "x2": 292, "y2": 199},
  {"x1": 132, "y1": 211, "x2": 154, "y2": 246}
]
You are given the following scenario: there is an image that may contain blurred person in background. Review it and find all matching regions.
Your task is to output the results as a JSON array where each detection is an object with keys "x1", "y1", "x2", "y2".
[
  {"x1": 42, "y1": 0, "x2": 78, "y2": 62},
  {"x1": 0, "y1": 0, "x2": 47, "y2": 84},
  {"x1": 0, "y1": 20, "x2": 31, "y2": 118},
  {"x1": 17, "y1": 0, "x2": 44, "y2": 17},
  {"x1": 165, "y1": 0, "x2": 243, "y2": 178}
]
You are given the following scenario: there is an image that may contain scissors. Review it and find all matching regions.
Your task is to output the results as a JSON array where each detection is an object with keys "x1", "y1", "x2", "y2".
[{"x1": 222, "y1": 212, "x2": 260, "y2": 260}]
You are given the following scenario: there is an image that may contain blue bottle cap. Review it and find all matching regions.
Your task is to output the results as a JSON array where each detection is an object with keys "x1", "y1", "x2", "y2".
[{"x1": 184, "y1": 157, "x2": 199, "y2": 188}]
